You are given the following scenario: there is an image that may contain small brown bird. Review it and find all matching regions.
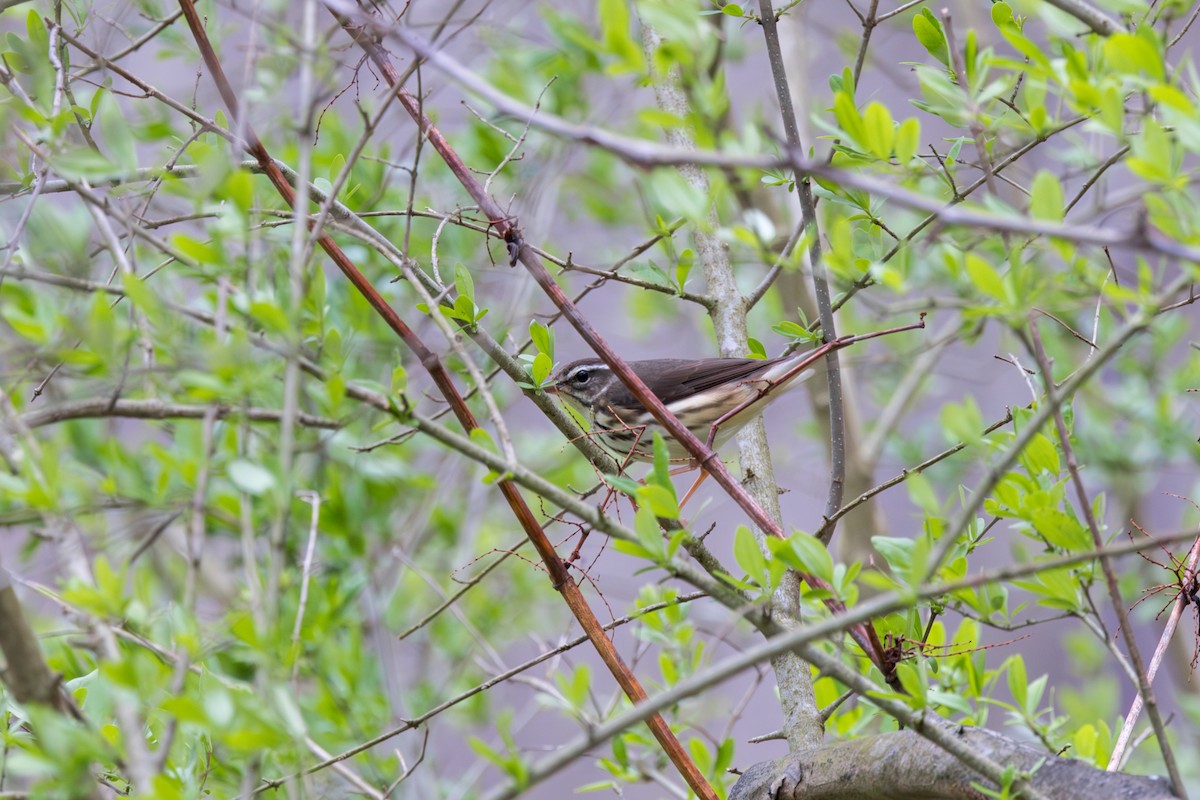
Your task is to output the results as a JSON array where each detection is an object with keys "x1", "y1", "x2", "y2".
[{"x1": 547, "y1": 354, "x2": 811, "y2": 502}]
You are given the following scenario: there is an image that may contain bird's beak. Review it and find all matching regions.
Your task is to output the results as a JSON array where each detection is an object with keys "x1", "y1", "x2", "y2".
[{"x1": 544, "y1": 383, "x2": 560, "y2": 395}]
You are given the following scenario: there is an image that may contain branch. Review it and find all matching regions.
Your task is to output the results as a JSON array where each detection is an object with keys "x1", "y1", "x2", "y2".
[
  {"x1": 1044, "y1": 0, "x2": 1121, "y2": 35},
  {"x1": 175, "y1": 4, "x2": 714, "y2": 795},
  {"x1": 640, "y1": 14, "x2": 820, "y2": 750},
  {"x1": 355, "y1": 26, "x2": 1190, "y2": 262},
  {"x1": 730, "y1": 729, "x2": 1172, "y2": 800},
  {"x1": 369, "y1": 15, "x2": 820, "y2": 569},
  {"x1": 20, "y1": 398, "x2": 342, "y2": 430},
  {"x1": 477, "y1": 526, "x2": 1200, "y2": 800},
  {"x1": 1109, "y1": 526, "x2": 1200, "y2": 767},
  {"x1": 0, "y1": 561, "x2": 77, "y2": 715},
  {"x1": 754, "y1": 0, "x2": 847, "y2": 534},
  {"x1": 1029, "y1": 324, "x2": 1186, "y2": 797},
  {"x1": 921, "y1": 267, "x2": 1195, "y2": 585}
]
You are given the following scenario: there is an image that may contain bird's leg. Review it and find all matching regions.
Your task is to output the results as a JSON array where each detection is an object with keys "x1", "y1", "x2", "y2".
[{"x1": 678, "y1": 469, "x2": 710, "y2": 508}]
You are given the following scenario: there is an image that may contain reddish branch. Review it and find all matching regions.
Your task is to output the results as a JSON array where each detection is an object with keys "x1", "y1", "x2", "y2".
[
  {"x1": 173, "y1": 2, "x2": 715, "y2": 797},
  {"x1": 334, "y1": 11, "x2": 894, "y2": 678}
]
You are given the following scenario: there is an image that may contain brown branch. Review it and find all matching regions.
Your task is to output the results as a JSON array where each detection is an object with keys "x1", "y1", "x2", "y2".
[
  {"x1": 369, "y1": 20, "x2": 776, "y2": 540},
  {"x1": 173, "y1": 3, "x2": 714, "y2": 797},
  {"x1": 851, "y1": 0, "x2": 881, "y2": 84},
  {"x1": 942, "y1": 11, "x2": 997, "y2": 195},
  {"x1": 640, "y1": 12, "x2": 819, "y2": 751},
  {"x1": 479, "y1": 525, "x2": 1200, "y2": 800},
  {"x1": 343, "y1": 13, "x2": 890, "y2": 681}
]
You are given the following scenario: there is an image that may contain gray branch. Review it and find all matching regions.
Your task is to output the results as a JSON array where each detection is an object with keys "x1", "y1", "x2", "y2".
[
  {"x1": 731, "y1": 729, "x2": 1172, "y2": 800},
  {"x1": 1043, "y1": 0, "x2": 1120, "y2": 35},
  {"x1": 20, "y1": 398, "x2": 342, "y2": 431}
]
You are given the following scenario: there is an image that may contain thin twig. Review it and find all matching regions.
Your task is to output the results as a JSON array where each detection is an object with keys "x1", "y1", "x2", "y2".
[
  {"x1": 1028, "y1": 323, "x2": 1186, "y2": 798},
  {"x1": 476, "y1": 526, "x2": 1200, "y2": 800},
  {"x1": 177, "y1": 5, "x2": 723, "y2": 794},
  {"x1": 852, "y1": 0, "x2": 882, "y2": 85},
  {"x1": 1109, "y1": 524, "x2": 1198, "y2": 765},
  {"x1": 754, "y1": 0, "x2": 848, "y2": 533},
  {"x1": 290, "y1": 491, "x2": 322, "y2": 680},
  {"x1": 942, "y1": 11, "x2": 996, "y2": 196}
]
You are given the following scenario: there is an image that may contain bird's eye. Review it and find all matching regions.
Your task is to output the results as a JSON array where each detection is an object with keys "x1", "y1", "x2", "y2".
[{"x1": 572, "y1": 369, "x2": 590, "y2": 385}]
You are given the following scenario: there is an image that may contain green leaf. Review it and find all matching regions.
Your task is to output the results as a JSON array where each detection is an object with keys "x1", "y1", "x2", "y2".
[
  {"x1": 606, "y1": 474, "x2": 643, "y2": 497},
  {"x1": 451, "y1": 295, "x2": 485, "y2": 325},
  {"x1": 637, "y1": 483, "x2": 679, "y2": 519},
  {"x1": 633, "y1": 502, "x2": 666, "y2": 560},
  {"x1": 894, "y1": 118, "x2": 921, "y2": 163},
  {"x1": 1031, "y1": 508, "x2": 1089, "y2": 550},
  {"x1": 228, "y1": 459, "x2": 276, "y2": 496},
  {"x1": 862, "y1": 102, "x2": 895, "y2": 160},
  {"x1": 1006, "y1": 655, "x2": 1028, "y2": 708},
  {"x1": 872, "y1": 536, "x2": 914, "y2": 573},
  {"x1": 906, "y1": 473, "x2": 940, "y2": 515},
  {"x1": 772, "y1": 319, "x2": 819, "y2": 344},
  {"x1": 647, "y1": 170, "x2": 707, "y2": 221},
  {"x1": 913, "y1": 9, "x2": 949, "y2": 65},
  {"x1": 895, "y1": 662, "x2": 928, "y2": 706},
  {"x1": 991, "y1": 1, "x2": 1016, "y2": 29},
  {"x1": 675, "y1": 248, "x2": 694, "y2": 292},
  {"x1": 940, "y1": 396, "x2": 985, "y2": 445},
  {"x1": 531, "y1": 352, "x2": 552, "y2": 386},
  {"x1": 53, "y1": 147, "x2": 122, "y2": 181},
  {"x1": 733, "y1": 525, "x2": 768, "y2": 589},
  {"x1": 1029, "y1": 170, "x2": 1064, "y2": 222},
  {"x1": 1147, "y1": 84, "x2": 1193, "y2": 114},
  {"x1": 119, "y1": 272, "x2": 163, "y2": 323},
  {"x1": 249, "y1": 300, "x2": 291, "y2": 335},
  {"x1": 832, "y1": 91, "x2": 866, "y2": 149},
  {"x1": 529, "y1": 320, "x2": 554, "y2": 357},
  {"x1": 1102, "y1": 32, "x2": 1164, "y2": 81},
  {"x1": 964, "y1": 254, "x2": 1006, "y2": 302},
  {"x1": 1128, "y1": 117, "x2": 1173, "y2": 184},
  {"x1": 782, "y1": 531, "x2": 834, "y2": 582},
  {"x1": 649, "y1": 433, "x2": 676, "y2": 502},
  {"x1": 599, "y1": 0, "x2": 645, "y2": 74},
  {"x1": 95, "y1": 91, "x2": 137, "y2": 170},
  {"x1": 454, "y1": 262, "x2": 475, "y2": 302},
  {"x1": 391, "y1": 366, "x2": 408, "y2": 395},
  {"x1": 169, "y1": 233, "x2": 220, "y2": 265},
  {"x1": 1020, "y1": 433, "x2": 1061, "y2": 476},
  {"x1": 223, "y1": 170, "x2": 254, "y2": 214},
  {"x1": 829, "y1": 66, "x2": 855, "y2": 97}
]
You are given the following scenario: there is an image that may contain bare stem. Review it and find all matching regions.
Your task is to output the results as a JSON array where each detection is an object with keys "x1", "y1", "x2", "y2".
[{"x1": 1028, "y1": 323, "x2": 1186, "y2": 798}]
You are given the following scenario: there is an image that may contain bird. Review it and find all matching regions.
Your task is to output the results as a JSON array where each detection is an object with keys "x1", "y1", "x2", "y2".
[{"x1": 547, "y1": 353, "x2": 812, "y2": 504}]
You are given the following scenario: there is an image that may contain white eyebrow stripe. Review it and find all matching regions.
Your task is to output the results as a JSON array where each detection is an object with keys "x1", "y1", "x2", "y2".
[{"x1": 572, "y1": 365, "x2": 607, "y2": 379}]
